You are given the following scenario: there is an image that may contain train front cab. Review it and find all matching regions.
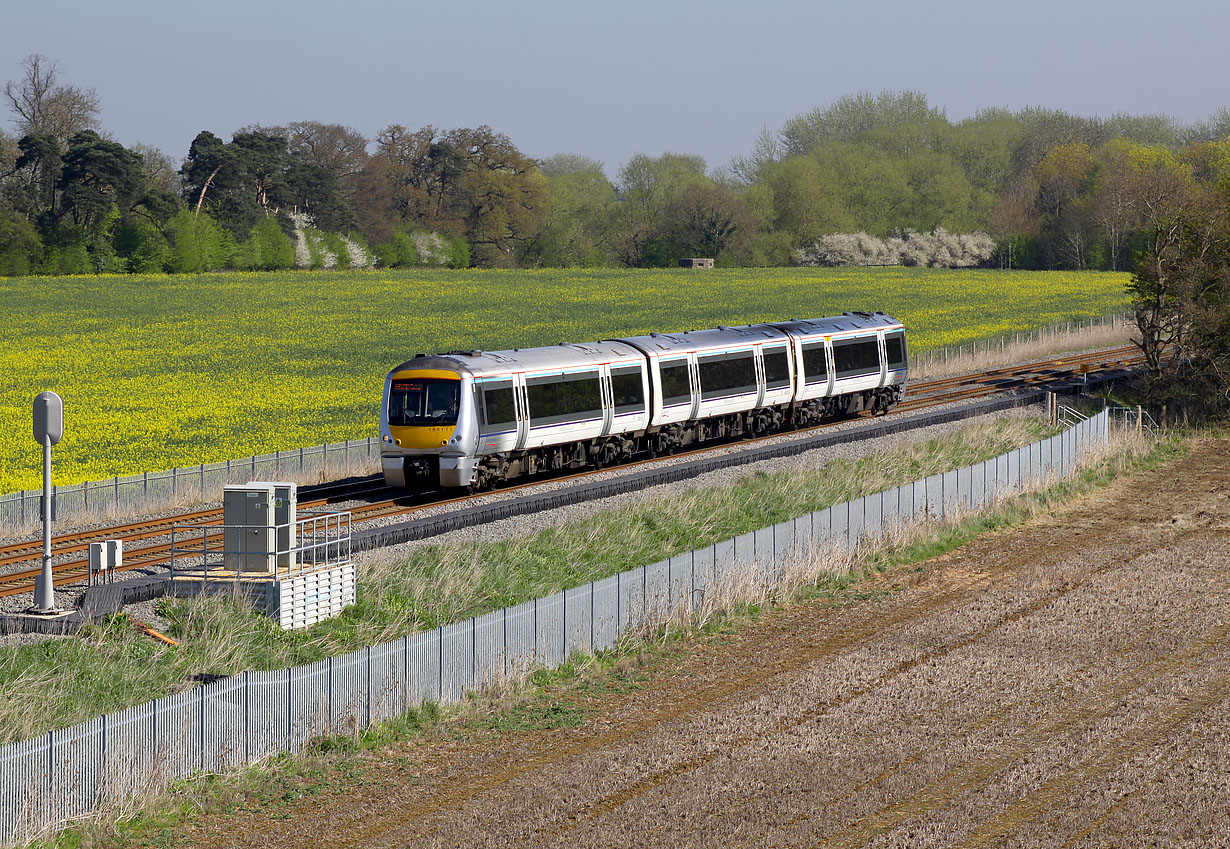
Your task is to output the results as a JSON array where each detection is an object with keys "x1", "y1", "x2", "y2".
[{"x1": 380, "y1": 366, "x2": 477, "y2": 488}]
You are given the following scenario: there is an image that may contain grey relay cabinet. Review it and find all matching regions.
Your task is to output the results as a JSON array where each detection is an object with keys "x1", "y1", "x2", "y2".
[{"x1": 221, "y1": 482, "x2": 297, "y2": 572}]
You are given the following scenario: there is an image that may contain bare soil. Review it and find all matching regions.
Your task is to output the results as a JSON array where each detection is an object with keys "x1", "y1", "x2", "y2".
[{"x1": 182, "y1": 437, "x2": 1230, "y2": 848}]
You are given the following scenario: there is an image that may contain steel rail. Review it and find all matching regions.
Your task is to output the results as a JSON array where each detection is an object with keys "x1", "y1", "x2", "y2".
[{"x1": 0, "y1": 346, "x2": 1145, "y2": 598}]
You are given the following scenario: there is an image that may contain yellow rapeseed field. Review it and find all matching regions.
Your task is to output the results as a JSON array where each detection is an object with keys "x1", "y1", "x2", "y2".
[{"x1": 0, "y1": 267, "x2": 1129, "y2": 493}]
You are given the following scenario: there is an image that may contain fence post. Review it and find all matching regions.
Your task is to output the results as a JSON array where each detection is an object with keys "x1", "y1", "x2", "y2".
[
  {"x1": 243, "y1": 671, "x2": 250, "y2": 765},
  {"x1": 200, "y1": 463, "x2": 205, "y2": 497},
  {"x1": 365, "y1": 646, "x2": 372, "y2": 730},
  {"x1": 286, "y1": 668, "x2": 292, "y2": 751},
  {"x1": 198, "y1": 685, "x2": 206, "y2": 772},
  {"x1": 46, "y1": 729, "x2": 53, "y2": 823},
  {"x1": 402, "y1": 635, "x2": 409, "y2": 714},
  {"x1": 99, "y1": 712, "x2": 107, "y2": 796},
  {"x1": 615, "y1": 571, "x2": 622, "y2": 639}
]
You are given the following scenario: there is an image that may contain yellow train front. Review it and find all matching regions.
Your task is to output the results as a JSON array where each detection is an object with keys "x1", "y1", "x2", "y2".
[{"x1": 379, "y1": 357, "x2": 479, "y2": 488}]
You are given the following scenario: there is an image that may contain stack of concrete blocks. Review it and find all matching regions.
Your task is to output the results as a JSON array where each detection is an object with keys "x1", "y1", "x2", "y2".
[{"x1": 265, "y1": 564, "x2": 357, "y2": 629}]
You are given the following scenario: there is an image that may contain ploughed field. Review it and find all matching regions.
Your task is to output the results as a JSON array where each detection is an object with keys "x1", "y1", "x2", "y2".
[
  {"x1": 0, "y1": 268, "x2": 1128, "y2": 493},
  {"x1": 183, "y1": 437, "x2": 1230, "y2": 848}
]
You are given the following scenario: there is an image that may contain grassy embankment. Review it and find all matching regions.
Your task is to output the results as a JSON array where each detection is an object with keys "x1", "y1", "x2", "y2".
[
  {"x1": 1, "y1": 413, "x2": 1059, "y2": 743},
  {"x1": 29, "y1": 419, "x2": 1196, "y2": 849},
  {"x1": 0, "y1": 267, "x2": 1129, "y2": 492}
]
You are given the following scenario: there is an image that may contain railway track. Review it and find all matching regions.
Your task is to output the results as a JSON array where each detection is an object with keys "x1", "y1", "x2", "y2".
[{"x1": 0, "y1": 345, "x2": 1144, "y2": 599}]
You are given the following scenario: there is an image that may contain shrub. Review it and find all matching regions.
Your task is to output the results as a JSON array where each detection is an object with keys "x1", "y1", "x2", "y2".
[
  {"x1": 0, "y1": 213, "x2": 43, "y2": 276},
  {"x1": 237, "y1": 216, "x2": 296, "y2": 271},
  {"x1": 795, "y1": 228, "x2": 996, "y2": 268}
]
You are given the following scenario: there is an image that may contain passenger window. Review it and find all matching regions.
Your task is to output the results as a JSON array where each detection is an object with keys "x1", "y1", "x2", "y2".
[
  {"x1": 526, "y1": 372, "x2": 602, "y2": 426},
  {"x1": 763, "y1": 347, "x2": 790, "y2": 389},
  {"x1": 660, "y1": 360, "x2": 691, "y2": 406},
  {"x1": 833, "y1": 338, "x2": 880, "y2": 379},
  {"x1": 885, "y1": 333, "x2": 908, "y2": 370},
  {"x1": 480, "y1": 383, "x2": 515, "y2": 433},
  {"x1": 802, "y1": 343, "x2": 827, "y2": 385},
  {"x1": 610, "y1": 367, "x2": 645, "y2": 413},
  {"x1": 698, "y1": 351, "x2": 756, "y2": 400}
]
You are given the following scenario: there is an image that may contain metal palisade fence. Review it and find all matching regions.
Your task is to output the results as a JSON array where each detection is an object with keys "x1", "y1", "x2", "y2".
[
  {"x1": 0, "y1": 439, "x2": 379, "y2": 529},
  {"x1": 0, "y1": 411, "x2": 1109, "y2": 845}
]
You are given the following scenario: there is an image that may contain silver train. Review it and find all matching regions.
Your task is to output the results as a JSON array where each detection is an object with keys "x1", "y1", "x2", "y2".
[{"x1": 380, "y1": 312, "x2": 908, "y2": 490}]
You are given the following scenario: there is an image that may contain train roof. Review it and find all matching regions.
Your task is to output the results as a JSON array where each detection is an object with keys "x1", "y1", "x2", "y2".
[
  {"x1": 767, "y1": 312, "x2": 904, "y2": 339},
  {"x1": 389, "y1": 340, "x2": 644, "y2": 380},
  {"x1": 387, "y1": 313, "x2": 904, "y2": 379},
  {"x1": 615, "y1": 312, "x2": 903, "y2": 356},
  {"x1": 614, "y1": 324, "x2": 790, "y2": 356}
]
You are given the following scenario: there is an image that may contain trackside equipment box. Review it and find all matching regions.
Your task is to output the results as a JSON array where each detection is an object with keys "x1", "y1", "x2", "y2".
[
  {"x1": 248, "y1": 480, "x2": 298, "y2": 567},
  {"x1": 223, "y1": 483, "x2": 273, "y2": 572},
  {"x1": 221, "y1": 481, "x2": 298, "y2": 572}
]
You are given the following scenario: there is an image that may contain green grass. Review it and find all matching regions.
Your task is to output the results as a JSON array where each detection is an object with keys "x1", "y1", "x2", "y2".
[
  {"x1": 0, "y1": 414, "x2": 1057, "y2": 744},
  {"x1": 0, "y1": 267, "x2": 1129, "y2": 492},
  {"x1": 25, "y1": 423, "x2": 1191, "y2": 849}
]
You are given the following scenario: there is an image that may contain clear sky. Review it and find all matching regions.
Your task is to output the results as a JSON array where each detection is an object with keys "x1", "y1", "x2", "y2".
[{"x1": 2, "y1": 0, "x2": 1226, "y2": 177}]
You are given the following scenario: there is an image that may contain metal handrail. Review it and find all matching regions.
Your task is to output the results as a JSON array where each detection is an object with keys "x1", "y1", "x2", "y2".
[
  {"x1": 1105, "y1": 405, "x2": 1160, "y2": 436},
  {"x1": 170, "y1": 509, "x2": 352, "y2": 584}
]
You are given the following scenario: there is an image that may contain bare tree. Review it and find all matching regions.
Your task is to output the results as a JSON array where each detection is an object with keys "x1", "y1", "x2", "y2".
[
  {"x1": 283, "y1": 121, "x2": 368, "y2": 182},
  {"x1": 728, "y1": 126, "x2": 783, "y2": 186},
  {"x1": 1091, "y1": 161, "x2": 1137, "y2": 272},
  {"x1": 3, "y1": 54, "x2": 100, "y2": 148},
  {"x1": 130, "y1": 142, "x2": 181, "y2": 195}
]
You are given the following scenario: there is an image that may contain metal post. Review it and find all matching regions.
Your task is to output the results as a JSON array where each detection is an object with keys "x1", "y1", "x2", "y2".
[{"x1": 35, "y1": 439, "x2": 54, "y2": 611}]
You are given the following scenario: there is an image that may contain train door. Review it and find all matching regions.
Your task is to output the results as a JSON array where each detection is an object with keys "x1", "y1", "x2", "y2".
[
  {"x1": 512, "y1": 373, "x2": 530, "y2": 450},
  {"x1": 599, "y1": 366, "x2": 615, "y2": 435},
  {"x1": 687, "y1": 354, "x2": 701, "y2": 420},
  {"x1": 824, "y1": 337, "x2": 836, "y2": 394},
  {"x1": 752, "y1": 345, "x2": 767, "y2": 407},
  {"x1": 876, "y1": 331, "x2": 888, "y2": 387}
]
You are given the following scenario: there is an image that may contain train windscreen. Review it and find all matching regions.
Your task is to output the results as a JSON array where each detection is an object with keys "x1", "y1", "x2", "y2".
[{"x1": 388, "y1": 378, "x2": 460, "y2": 426}]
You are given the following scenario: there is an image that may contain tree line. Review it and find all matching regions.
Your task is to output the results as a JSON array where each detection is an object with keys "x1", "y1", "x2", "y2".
[{"x1": 2, "y1": 55, "x2": 1229, "y2": 275}]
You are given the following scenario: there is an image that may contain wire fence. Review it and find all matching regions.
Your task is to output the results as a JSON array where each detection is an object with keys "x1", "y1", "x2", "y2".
[
  {"x1": 0, "y1": 411, "x2": 1110, "y2": 846},
  {"x1": 0, "y1": 438, "x2": 379, "y2": 531},
  {"x1": 912, "y1": 311, "x2": 1133, "y2": 373}
]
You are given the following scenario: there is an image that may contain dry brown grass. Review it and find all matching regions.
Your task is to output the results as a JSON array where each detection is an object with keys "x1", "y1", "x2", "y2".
[{"x1": 910, "y1": 320, "x2": 1134, "y2": 379}]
